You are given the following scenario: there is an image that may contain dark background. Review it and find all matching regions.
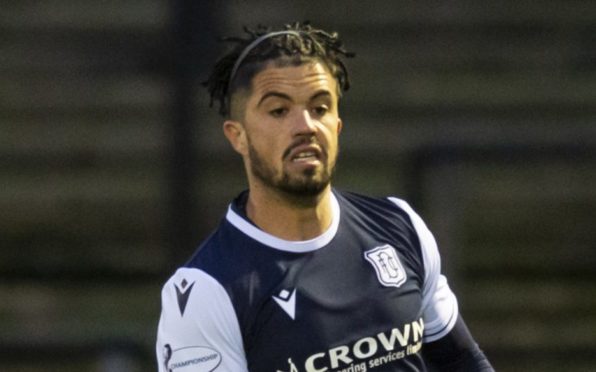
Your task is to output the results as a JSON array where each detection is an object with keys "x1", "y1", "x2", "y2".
[{"x1": 2, "y1": 1, "x2": 596, "y2": 371}]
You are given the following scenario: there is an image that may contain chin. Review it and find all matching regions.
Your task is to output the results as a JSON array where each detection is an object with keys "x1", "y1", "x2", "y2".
[{"x1": 279, "y1": 174, "x2": 331, "y2": 198}]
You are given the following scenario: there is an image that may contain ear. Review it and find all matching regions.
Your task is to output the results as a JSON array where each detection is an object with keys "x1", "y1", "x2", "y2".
[
  {"x1": 337, "y1": 118, "x2": 343, "y2": 135},
  {"x1": 223, "y1": 120, "x2": 247, "y2": 155}
]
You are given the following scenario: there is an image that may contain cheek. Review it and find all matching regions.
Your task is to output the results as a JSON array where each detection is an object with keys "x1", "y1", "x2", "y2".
[
  {"x1": 322, "y1": 122, "x2": 340, "y2": 149},
  {"x1": 328, "y1": 138, "x2": 340, "y2": 160},
  {"x1": 249, "y1": 130, "x2": 284, "y2": 160}
]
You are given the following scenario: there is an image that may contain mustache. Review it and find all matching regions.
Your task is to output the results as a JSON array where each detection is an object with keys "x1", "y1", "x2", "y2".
[{"x1": 282, "y1": 137, "x2": 324, "y2": 160}]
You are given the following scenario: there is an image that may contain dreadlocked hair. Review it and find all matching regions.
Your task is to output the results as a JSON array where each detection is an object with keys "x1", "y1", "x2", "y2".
[{"x1": 203, "y1": 21, "x2": 355, "y2": 117}]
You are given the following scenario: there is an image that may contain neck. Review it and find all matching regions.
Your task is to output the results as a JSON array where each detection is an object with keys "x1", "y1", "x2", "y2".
[{"x1": 245, "y1": 184, "x2": 334, "y2": 241}]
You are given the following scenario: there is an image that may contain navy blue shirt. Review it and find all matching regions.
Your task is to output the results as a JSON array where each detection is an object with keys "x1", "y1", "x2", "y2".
[{"x1": 157, "y1": 190, "x2": 459, "y2": 372}]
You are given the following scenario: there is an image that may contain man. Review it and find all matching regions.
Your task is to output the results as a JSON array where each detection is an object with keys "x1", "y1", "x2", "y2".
[{"x1": 156, "y1": 22, "x2": 494, "y2": 371}]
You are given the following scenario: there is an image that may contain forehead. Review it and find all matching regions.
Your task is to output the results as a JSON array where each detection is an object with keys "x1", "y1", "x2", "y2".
[{"x1": 248, "y1": 61, "x2": 338, "y2": 102}]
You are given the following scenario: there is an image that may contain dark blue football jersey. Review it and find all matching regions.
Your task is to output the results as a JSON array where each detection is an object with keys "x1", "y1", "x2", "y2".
[{"x1": 156, "y1": 190, "x2": 459, "y2": 372}]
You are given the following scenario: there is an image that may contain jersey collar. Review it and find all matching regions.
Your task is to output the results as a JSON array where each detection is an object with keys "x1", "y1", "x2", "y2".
[{"x1": 225, "y1": 191, "x2": 340, "y2": 253}]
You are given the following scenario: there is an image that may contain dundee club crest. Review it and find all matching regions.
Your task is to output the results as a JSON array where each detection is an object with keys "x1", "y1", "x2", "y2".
[{"x1": 364, "y1": 244, "x2": 407, "y2": 287}]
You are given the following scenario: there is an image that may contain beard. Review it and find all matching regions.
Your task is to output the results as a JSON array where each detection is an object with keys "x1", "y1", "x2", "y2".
[{"x1": 247, "y1": 137, "x2": 336, "y2": 198}]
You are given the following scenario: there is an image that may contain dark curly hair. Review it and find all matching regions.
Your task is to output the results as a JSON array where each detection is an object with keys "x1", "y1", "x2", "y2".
[{"x1": 203, "y1": 21, "x2": 355, "y2": 118}]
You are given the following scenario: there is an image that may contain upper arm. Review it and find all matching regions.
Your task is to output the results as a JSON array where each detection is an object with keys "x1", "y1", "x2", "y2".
[
  {"x1": 388, "y1": 198, "x2": 459, "y2": 342},
  {"x1": 156, "y1": 268, "x2": 248, "y2": 372},
  {"x1": 388, "y1": 198, "x2": 493, "y2": 371}
]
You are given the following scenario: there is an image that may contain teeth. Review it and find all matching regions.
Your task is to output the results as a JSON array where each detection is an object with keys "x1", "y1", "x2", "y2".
[
  {"x1": 296, "y1": 152, "x2": 315, "y2": 158},
  {"x1": 293, "y1": 151, "x2": 317, "y2": 161}
]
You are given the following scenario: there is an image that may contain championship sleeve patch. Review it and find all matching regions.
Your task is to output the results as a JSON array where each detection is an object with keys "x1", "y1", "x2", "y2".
[{"x1": 162, "y1": 344, "x2": 222, "y2": 371}]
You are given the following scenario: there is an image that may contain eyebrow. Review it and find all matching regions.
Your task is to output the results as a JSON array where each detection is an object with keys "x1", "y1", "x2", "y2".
[
  {"x1": 256, "y1": 89, "x2": 332, "y2": 107},
  {"x1": 310, "y1": 90, "x2": 332, "y2": 102},
  {"x1": 257, "y1": 91, "x2": 292, "y2": 107}
]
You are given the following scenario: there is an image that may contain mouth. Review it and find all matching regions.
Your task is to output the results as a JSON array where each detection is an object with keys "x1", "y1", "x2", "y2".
[
  {"x1": 292, "y1": 150, "x2": 320, "y2": 163},
  {"x1": 287, "y1": 144, "x2": 323, "y2": 164}
]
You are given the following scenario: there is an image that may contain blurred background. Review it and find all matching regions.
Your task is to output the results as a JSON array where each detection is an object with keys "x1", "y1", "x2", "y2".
[{"x1": 2, "y1": 1, "x2": 596, "y2": 371}]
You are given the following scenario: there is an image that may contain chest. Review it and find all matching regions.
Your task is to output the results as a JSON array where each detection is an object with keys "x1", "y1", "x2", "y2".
[{"x1": 239, "y1": 225, "x2": 426, "y2": 371}]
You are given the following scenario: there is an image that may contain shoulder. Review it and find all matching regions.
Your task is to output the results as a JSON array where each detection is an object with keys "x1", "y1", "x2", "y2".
[
  {"x1": 182, "y1": 217, "x2": 254, "y2": 286},
  {"x1": 336, "y1": 190, "x2": 411, "y2": 217},
  {"x1": 340, "y1": 191, "x2": 431, "y2": 233},
  {"x1": 336, "y1": 190, "x2": 421, "y2": 232},
  {"x1": 336, "y1": 190, "x2": 440, "y2": 271},
  {"x1": 158, "y1": 214, "x2": 253, "y2": 331}
]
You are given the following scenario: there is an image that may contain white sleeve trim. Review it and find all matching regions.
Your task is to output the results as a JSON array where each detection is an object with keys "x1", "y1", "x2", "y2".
[
  {"x1": 156, "y1": 268, "x2": 248, "y2": 371},
  {"x1": 388, "y1": 197, "x2": 459, "y2": 343}
]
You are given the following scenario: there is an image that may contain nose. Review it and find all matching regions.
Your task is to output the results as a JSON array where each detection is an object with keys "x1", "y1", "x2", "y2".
[{"x1": 292, "y1": 109, "x2": 317, "y2": 135}]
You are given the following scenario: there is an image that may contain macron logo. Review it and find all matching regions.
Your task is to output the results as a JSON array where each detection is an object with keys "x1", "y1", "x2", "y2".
[
  {"x1": 272, "y1": 289, "x2": 297, "y2": 320},
  {"x1": 175, "y1": 279, "x2": 195, "y2": 317}
]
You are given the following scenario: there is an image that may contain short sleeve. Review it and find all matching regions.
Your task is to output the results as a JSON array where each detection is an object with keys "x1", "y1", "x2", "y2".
[
  {"x1": 388, "y1": 197, "x2": 459, "y2": 343},
  {"x1": 156, "y1": 268, "x2": 248, "y2": 371}
]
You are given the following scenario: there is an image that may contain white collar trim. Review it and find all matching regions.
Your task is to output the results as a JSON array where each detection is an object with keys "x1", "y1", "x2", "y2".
[{"x1": 225, "y1": 192, "x2": 340, "y2": 253}]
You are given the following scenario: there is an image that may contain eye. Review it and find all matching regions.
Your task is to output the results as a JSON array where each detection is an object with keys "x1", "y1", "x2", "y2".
[
  {"x1": 269, "y1": 107, "x2": 288, "y2": 118},
  {"x1": 312, "y1": 105, "x2": 329, "y2": 117}
]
